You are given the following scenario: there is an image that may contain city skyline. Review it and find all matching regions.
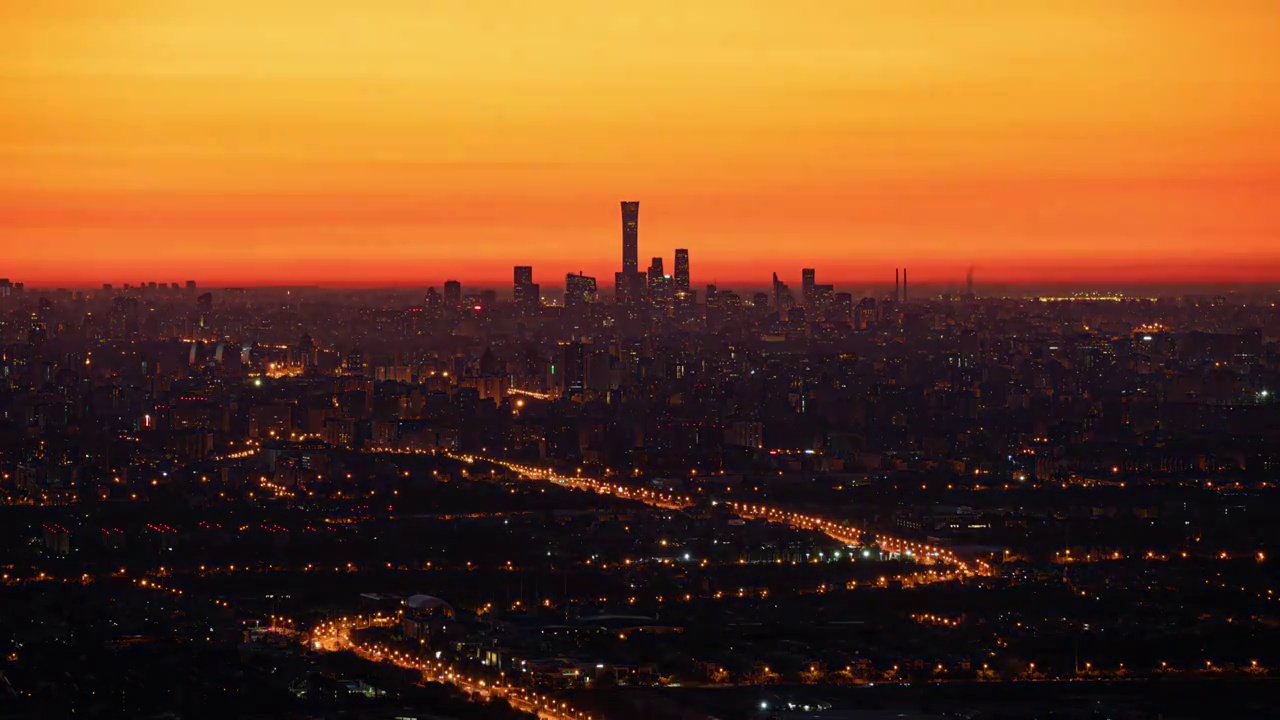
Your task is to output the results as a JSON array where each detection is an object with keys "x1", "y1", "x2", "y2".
[
  {"x1": 4, "y1": 5, "x2": 1280, "y2": 718},
  {"x1": 4, "y1": 2, "x2": 1280, "y2": 286}
]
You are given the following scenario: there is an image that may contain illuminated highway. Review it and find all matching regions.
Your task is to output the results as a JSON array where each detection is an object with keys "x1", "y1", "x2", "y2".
[
  {"x1": 723, "y1": 501, "x2": 993, "y2": 577},
  {"x1": 449, "y1": 453, "x2": 994, "y2": 579},
  {"x1": 307, "y1": 614, "x2": 597, "y2": 720},
  {"x1": 451, "y1": 454, "x2": 695, "y2": 512}
]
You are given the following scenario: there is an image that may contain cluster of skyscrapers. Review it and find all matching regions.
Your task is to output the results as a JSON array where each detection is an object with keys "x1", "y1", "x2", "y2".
[
  {"x1": 497, "y1": 201, "x2": 913, "y2": 318},
  {"x1": 612, "y1": 201, "x2": 691, "y2": 308},
  {"x1": 504, "y1": 201, "x2": 693, "y2": 314}
]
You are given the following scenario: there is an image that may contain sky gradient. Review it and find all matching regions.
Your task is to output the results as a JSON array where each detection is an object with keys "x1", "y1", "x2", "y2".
[{"x1": 3, "y1": 1, "x2": 1280, "y2": 287}]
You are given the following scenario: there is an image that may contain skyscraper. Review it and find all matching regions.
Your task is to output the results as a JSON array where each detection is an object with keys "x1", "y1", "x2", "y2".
[
  {"x1": 565, "y1": 273, "x2": 597, "y2": 310},
  {"x1": 425, "y1": 287, "x2": 443, "y2": 316},
  {"x1": 802, "y1": 268, "x2": 816, "y2": 306},
  {"x1": 615, "y1": 201, "x2": 645, "y2": 305},
  {"x1": 558, "y1": 341, "x2": 586, "y2": 396},
  {"x1": 647, "y1": 257, "x2": 669, "y2": 302},
  {"x1": 443, "y1": 280, "x2": 462, "y2": 309},
  {"x1": 674, "y1": 249, "x2": 690, "y2": 292},
  {"x1": 514, "y1": 266, "x2": 538, "y2": 315},
  {"x1": 621, "y1": 201, "x2": 639, "y2": 274},
  {"x1": 772, "y1": 272, "x2": 794, "y2": 310}
]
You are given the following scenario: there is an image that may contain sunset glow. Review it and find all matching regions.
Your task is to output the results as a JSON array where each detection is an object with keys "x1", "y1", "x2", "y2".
[{"x1": 3, "y1": 1, "x2": 1280, "y2": 286}]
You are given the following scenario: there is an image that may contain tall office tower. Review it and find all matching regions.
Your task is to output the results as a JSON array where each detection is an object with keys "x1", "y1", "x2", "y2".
[
  {"x1": 522, "y1": 283, "x2": 540, "y2": 312},
  {"x1": 443, "y1": 280, "x2": 462, "y2": 309},
  {"x1": 616, "y1": 271, "x2": 647, "y2": 305},
  {"x1": 646, "y1": 257, "x2": 669, "y2": 302},
  {"x1": 613, "y1": 272, "x2": 627, "y2": 303},
  {"x1": 557, "y1": 341, "x2": 587, "y2": 396},
  {"x1": 894, "y1": 269, "x2": 900, "y2": 303},
  {"x1": 424, "y1": 287, "x2": 443, "y2": 318},
  {"x1": 674, "y1": 249, "x2": 690, "y2": 292},
  {"x1": 513, "y1": 266, "x2": 535, "y2": 312},
  {"x1": 705, "y1": 284, "x2": 722, "y2": 330},
  {"x1": 648, "y1": 257, "x2": 664, "y2": 278},
  {"x1": 621, "y1": 201, "x2": 639, "y2": 274},
  {"x1": 564, "y1": 273, "x2": 597, "y2": 309},
  {"x1": 647, "y1": 257, "x2": 663, "y2": 293},
  {"x1": 802, "y1": 268, "x2": 816, "y2": 306},
  {"x1": 902, "y1": 268, "x2": 908, "y2": 303}
]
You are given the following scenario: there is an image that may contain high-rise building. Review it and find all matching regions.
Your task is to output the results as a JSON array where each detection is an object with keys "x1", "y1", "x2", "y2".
[
  {"x1": 557, "y1": 341, "x2": 586, "y2": 396},
  {"x1": 802, "y1": 268, "x2": 816, "y2": 306},
  {"x1": 615, "y1": 201, "x2": 645, "y2": 305},
  {"x1": 443, "y1": 280, "x2": 462, "y2": 309},
  {"x1": 647, "y1": 257, "x2": 671, "y2": 304},
  {"x1": 424, "y1": 287, "x2": 443, "y2": 317},
  {"x1": 772, "y1": 272, "x2": 793, "y2": 310},
  {"x1": 832, "y1": 292, "x2": 854, "y2": 323},
  {"x1": 519, "y1": 284, "x2": 540, "y2": 314},
  {"x1": 647, "y1": 257, "x2": 664, "y2": 284},
  {"x1": 674, "y1": 249, "x2": 690, "y2": 292},
  {"x1": 621, "y1": 202, "x2": 639, "y2": 274},
  {"x1": 565, "y1": 273, "x2": 597, "y2": 310},
  {"x1": 614, "y1": 271, "x2": 628, "y2": 304},
  {"x1": 513, "y1": 266, "x2": 537, "y2": 314}
]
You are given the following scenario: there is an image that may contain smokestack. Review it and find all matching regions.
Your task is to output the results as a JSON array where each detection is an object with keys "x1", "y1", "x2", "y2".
[
  {"x1": 902, "y1": 268, "x2": 908, "y2": 303},
  {"x1": 895, "y1": 269, "x2": 900, "y2": 303}
]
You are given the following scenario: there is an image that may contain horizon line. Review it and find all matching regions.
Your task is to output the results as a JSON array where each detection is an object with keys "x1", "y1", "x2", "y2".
[{"x1": 8, "y1": 278, "x2": 1280, "y2": 292}]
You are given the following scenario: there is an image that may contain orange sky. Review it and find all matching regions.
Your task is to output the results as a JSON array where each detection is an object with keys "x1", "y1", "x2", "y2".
[{"x1": 3, "y1": 1, "x2": 1280, "y2": 288}]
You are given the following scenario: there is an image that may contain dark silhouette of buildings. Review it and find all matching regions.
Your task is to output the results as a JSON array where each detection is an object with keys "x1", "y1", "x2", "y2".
[
  {"x1": 621, "y1": 201, "x2": 639, "y2": 274},
  {"x1": 444, "y1": 280, "x2": 462, "y2": 309},
  {"x1": 674, "y1": 249, "x2": 690, "y2": 292},
  {"x1": 513, "y1": 266, "x2": 538, "y2": 315},
  {"x1": 565, "y1": 272, "x2": 597, "y2": 310},
  {"x1": 616, "y1": 202, "x2": 645, "y2": 304}
]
